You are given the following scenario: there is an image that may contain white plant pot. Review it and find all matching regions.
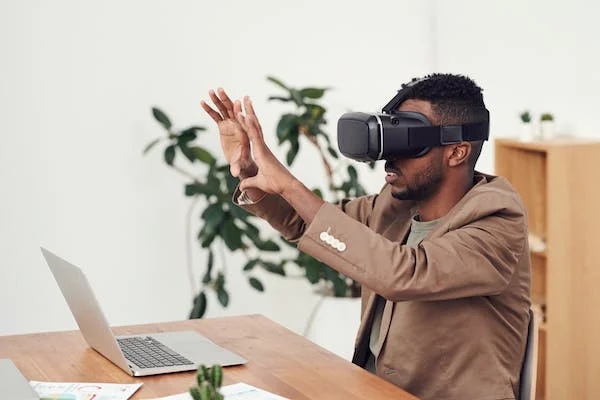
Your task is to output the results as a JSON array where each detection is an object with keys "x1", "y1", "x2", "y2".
[
  {"x1": 304, "y1": 296, "x2": 361, "y2": 361},
  {"x1": 521, "y1": 123, "x2": 535, "y2": 141},
  {"x1": 540, "y1": 121, "x2": 555, "y2": 140}
]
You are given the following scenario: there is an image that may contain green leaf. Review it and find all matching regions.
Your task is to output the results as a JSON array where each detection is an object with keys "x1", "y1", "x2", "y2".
[
  {"x1": 230, "y1": 204, "x2": 249, "y2": 221},
  {"x1": 215, "y1": 272, "x2": 225, "y2": 289},
  {"x1": 312, "y1": 188, "x2": 324, "y2": 199},
  {"x1": 276, "y1": 114, "x2": 299, "y2": 144},
  {"x1": 206, "y1": 173, "x2": 221, "y2": 194},
  {"x1": 185, "y1": 182, "x2": 211, "y2": 197},
  {"x1": 261, "y1": 261, "x2": 286, "y2": 276},
  {"x1": 243, "y1": 222, "x2": 276, "y2": 250},
  {"x1": 217, "y1": 287, "x2": 229, "y2": 307},
  {"x1": 143, "y1": 138, "x2": 162, "y2": 155},
  {"x1": 323, "y1": 266, "x2": 348, "y2": 297},
  {"x1": 243, "y1": 259, "x2": 260, "y2": 271},
  {"x1": 164, "y1": 144, "x2": 176, "y2": 165},
  {"x1": 266, "y1": 76, "x2": 289, "y2": 91},
  {"x1": 199, "y1": 231, "x2": 217, "y2": 248},
  {"x1": 286, "y1": 140, "x2": 300, "y2": 166},
  {"x1": 249, "y1": 277, "x2": 264, "y2": 292},
  {"x1": 189, "y1": 292, "x2": 207, "y2": 319},
  {"x1": 221, "y1": 216, "x2": 243, "y2": 250},
  {"x1": 305, "y1": 103, "x2": 326, "y2": 121},
  {"x1": 268, "y1": 96, "x2": 292, "y2": 102},
  {"x1": 300, "y1": 88, "x2": 327, "y2": 99},
  {"x1": 255, "y1": 240, "x2": 280, "y2": 252},
  {"x1": 290, "y1": 89, "x2": 303, "y2": 106},
  {"x1": 177, "y1": 129, "x2": 197, "y2": 144},
  {"x1": 304, "y1": 259, "x2": 321, "y2": 284},
  {"x1": 347, "y1": 165, "x2": 358, "y2": 180},
  {"x1": 327, "y1": 146, "x2": 339, "y2": 159},
  {"x1": 201, "y1": 203, "x2": 225, "y2": 228},
  {"x1": 179, "y1": 142, "x2": 196, "y2": 162},
  {"x1": 182, "y1": 125, "x2": 206, "y2": 135},
  {"x1": 152, "y1": 107, "x2": 172, "y2": 130},
  {"x1": 191, "y1": 147, "x2": 216, "y2": 165},
  {"x1": 224, "y1": 172, "x2": 240, "y2": 194},
  {"x1": 202, "y1": 251, "x2": 214, "y2": 284}
]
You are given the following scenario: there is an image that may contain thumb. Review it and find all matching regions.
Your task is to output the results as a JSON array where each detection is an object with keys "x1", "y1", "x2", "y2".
[
  {"x1": 239, "y1": 175, "x2": 260, "y2": 192},
  {"x1": 230, "y1": 150, "x2": 242, "y2": 177},
  {"x1": 230, "y1": 161, "x2": 241, "y2": 178}
]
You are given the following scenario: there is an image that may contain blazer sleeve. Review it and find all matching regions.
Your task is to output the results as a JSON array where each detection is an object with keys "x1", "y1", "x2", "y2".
[
  {"x1": 297, "y1": 202, "x2": 527, "y2": 302},
  {"x1": 232, "y1": 186, "x2": 377, "y2": 242}
]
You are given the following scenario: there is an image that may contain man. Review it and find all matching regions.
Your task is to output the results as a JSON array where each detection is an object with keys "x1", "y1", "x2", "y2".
[{"x1": 201, "y1": 73, "x2": 531, "y2": 400}]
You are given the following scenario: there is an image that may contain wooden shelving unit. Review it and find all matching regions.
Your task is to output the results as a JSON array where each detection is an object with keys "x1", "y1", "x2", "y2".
[{"x1": 494, "y1": 138, "x2": 600, "y2": 400}]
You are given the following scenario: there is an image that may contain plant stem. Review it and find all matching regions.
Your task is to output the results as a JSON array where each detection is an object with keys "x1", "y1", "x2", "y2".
[
  {"x1": 303, "y1": 294, "x2": 326, "y2": 337},
  {"x1": 300, "y1": 127, "x2": 337, "y2": 200},
  {"x1": 169, "y1": 164, "x2": 202, "y2": 182},
  {"x1": 186, "y1": 196, "x2": 200, "y2": 297},
  {"x1": 219, "y1": 239, "x2": 228, "y2": 276}
]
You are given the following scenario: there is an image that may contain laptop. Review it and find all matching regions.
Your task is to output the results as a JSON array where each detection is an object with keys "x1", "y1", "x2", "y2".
[
  {"x1": 40, "y1": 247, "x2": 247, "y2": 377},
  {"x1": 0, "y1": 359, "x2": 40, "y2": 400}
]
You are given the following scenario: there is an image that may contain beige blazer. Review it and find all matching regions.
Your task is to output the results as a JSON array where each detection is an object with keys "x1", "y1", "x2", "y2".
[{"x1": 236, "y1": 172, "x2": 531, "y2": 400}]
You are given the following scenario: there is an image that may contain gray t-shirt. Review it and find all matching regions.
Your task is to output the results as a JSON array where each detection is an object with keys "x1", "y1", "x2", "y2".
[{"x1": 365, "y1": 215, "x2": 441, "y2": 374}]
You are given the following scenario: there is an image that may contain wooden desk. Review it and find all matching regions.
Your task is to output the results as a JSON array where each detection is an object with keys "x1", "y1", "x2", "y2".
[{"x1": 0, "y1": 314, "x2": 418, "y2": 399}]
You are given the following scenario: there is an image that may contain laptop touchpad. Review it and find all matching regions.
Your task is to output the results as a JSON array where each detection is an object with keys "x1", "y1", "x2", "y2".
[{"x1": 150, "y1": 331, "x2": 246, "y2": 366}]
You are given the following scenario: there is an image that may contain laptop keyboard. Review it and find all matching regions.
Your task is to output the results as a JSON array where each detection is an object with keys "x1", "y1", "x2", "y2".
[{"x1": 116, "y1": 336, "x2": 194, "y2": 369}]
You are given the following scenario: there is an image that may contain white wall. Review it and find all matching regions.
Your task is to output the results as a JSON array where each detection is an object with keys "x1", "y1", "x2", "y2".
[
  {"x1": 0, "y1": 0, "x2": 432, "y2": 336},
  {"x1": 1, "y1": 0, "x2": 598, "y2": 338},
  {"x1": 435, "y1": 0, "x2": 600, "y2": 173}
]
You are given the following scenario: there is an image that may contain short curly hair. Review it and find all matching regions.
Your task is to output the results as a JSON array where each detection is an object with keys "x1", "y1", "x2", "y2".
[{"x1": 401, "y1": 73, "x2": 487, "y2": 170}]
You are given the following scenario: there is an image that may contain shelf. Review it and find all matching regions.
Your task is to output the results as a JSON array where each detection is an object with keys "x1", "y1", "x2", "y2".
[
  {"x1": 495, "y1": 137, "x2": 600, "y2": 152},
  {"x1": 495, "y1": 138, "x2": 600, "y2": 400}
]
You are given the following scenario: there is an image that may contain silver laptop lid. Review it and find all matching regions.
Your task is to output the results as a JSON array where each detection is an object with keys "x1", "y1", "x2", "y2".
[
  {"x1": 40, "y1": 247, "x2": 132, "y2": 374},
  {"x1": 0, "y1": 359, "x2": 40, "y2": 400}
]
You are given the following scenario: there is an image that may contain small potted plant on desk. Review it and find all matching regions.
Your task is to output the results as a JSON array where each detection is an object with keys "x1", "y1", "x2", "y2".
[{"x1": 189, "y1": 364, "x2": 224, "y2": 400}]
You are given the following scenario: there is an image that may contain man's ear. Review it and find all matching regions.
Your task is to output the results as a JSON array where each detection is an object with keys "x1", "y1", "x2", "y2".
[{"x1": 446, "y1": 142, "x2": 472, "y2": 167}]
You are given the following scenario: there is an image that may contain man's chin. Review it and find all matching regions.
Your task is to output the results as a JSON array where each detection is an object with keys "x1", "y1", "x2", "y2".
[{"x1": 391, "y1": 187, "x2": 412, "y2": 200}]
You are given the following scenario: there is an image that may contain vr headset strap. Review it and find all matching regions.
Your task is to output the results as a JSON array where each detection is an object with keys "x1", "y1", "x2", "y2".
[{"x1": 407, "y1": 121, "x2": 489, "y2": 148}]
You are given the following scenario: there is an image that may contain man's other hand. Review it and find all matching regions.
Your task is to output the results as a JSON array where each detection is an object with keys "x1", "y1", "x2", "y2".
[
  {"x1": 201, "y1": 88, "x2": 255, "y2": 178},
  {"x1": 234, "y1": 96, "x2": 296, "y2": 196}
]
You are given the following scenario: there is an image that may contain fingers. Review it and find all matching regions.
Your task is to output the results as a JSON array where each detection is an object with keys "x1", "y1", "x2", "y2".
[
  {"x1": 217, "y1": 88, "x2": 235, "y2": 117},
  {"x1": 200, "y1": 100, "x2": 223, "y2": 122},
  {"x1": 230, "y1": 161, "x2": 241, "y2": 177},
  {"x1": 240, "y1": 96, "x2": 265, "y2": 147},
  {"x1": 209, "y1": 89, "x2": 231, "y2": 119},
  {"x1": 233, "y1": 100, "x2": 249, "y2": 131},
  {"x1": 244, "y1": 96, "x2": 263, "y2": 135},
  {"x1": 239, "y1": 176, "x2": 258, "y2": 192}
]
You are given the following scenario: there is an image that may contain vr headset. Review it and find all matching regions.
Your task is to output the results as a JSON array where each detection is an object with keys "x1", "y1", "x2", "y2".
[{"x1": 337, "y1": 78, "x2": 490, "y2": 162}]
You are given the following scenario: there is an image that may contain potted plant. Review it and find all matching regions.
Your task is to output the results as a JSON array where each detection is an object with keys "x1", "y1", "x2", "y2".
[
  {"x1": 519, "y1": 110, "x2": 534, "y2": 141},
  {"x1": 539, "y1": 112, "x2": 555, "y2": 139},
  {"x1": 144, "y1": 76, "x2": 373, "y2": 358},
  {"x1": 189, "y1": 364, "x2": 224, "y2": 400}
]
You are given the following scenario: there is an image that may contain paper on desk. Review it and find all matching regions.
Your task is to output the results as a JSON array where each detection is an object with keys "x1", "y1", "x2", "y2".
[
  {"x1": 29, "y1": 380, "x2": 142, "y2": 400},
  {"x1": 147, "y1": 382, "x2": 288, "y2": 400}
]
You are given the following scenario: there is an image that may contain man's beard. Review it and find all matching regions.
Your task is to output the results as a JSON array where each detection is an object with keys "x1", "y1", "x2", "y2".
[{"x1": 392, "y1": 163, "x2": 444, "y2": 201}]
